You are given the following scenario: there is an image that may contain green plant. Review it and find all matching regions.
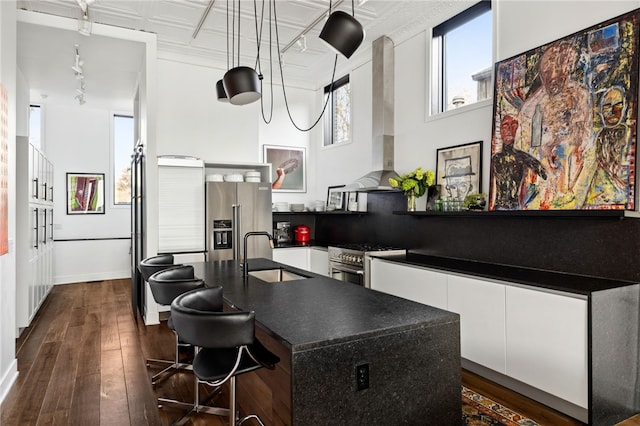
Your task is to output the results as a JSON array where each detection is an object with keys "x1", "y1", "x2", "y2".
[{"x1": 389, "y1": 167, "x2": 435, "y2": 197}]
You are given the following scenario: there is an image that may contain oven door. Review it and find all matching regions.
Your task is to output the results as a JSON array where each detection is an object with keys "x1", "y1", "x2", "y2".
[{"x1": 329, "y1": 261, "x2": 365, "y2": 286}]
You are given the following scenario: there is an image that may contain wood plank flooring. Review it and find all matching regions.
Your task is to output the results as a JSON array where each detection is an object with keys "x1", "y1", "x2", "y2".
[{"x1": 1, "y1": 279, "x2": 592, "y2": 425}]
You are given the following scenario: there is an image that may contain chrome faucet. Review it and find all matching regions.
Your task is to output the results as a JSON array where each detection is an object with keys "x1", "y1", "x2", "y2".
[{"x1": 243, "y1": 231, "x2": 274, "y2": 277}]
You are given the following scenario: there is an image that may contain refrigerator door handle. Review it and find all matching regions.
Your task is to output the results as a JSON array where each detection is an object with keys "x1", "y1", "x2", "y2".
[{"x1": 233, "y1": 204, "x2": 241, "y2": 260}]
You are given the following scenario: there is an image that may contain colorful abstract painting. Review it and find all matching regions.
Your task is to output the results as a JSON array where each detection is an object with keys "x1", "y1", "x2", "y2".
[
  {"x1": 489, "y1": 9, "x2": 640, "y2": 211},
  {"x1": 0, "y1": 84, "x2": 8, "y2": 255}
]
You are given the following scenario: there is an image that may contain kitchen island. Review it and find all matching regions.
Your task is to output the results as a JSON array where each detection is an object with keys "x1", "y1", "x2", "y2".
[{"x1": 191, "y1": 258, "x2": 461, "y2": 425}]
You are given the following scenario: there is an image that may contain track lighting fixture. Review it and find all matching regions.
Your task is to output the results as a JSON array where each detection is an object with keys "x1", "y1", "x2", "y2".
[
  {"x1": 76, "y1": 0, "x2": 93, "y2": 36},
  {"x1": 72, "y1": 45, "x2": 87, "y2": 105}
]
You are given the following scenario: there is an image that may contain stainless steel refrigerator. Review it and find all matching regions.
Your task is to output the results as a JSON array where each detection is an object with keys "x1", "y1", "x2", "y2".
[{"x1": 206, "y1": 181, "x2": 273, "y2": 261}]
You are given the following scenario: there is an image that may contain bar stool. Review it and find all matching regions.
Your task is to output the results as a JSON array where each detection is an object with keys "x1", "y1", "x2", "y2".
[
  {"x1": 139, "y1": 254, "x2": 182, "y2": 382},
  {"x1": 170, "y1": 287, "x2": 280, "y2": 426},
  {"x1": 146, "y1": 265, "x2": 204, "y2": 391}
]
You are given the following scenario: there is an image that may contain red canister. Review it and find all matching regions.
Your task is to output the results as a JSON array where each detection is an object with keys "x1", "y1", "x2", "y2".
[{"x1": 294, "y1": 225, "x2": 311, "y2": 243}]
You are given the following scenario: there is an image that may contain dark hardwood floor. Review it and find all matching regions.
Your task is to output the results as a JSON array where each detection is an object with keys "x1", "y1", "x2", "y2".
[{"x1": 1, "y1": 279, "x2": 588, "y2": 425}]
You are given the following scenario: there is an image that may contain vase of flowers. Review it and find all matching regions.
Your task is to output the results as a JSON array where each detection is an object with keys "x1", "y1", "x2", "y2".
[{"x1": 389, "y1": 167, "x2": 436, "y2": 212}]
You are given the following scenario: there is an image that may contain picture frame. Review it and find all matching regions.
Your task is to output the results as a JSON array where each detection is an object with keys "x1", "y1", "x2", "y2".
[
  {"x1": 326, "y1": 185, "x2": 346, "y2": 210},
  {"x1": 436, "y1": 141, "x2": 483, "y2": 202},
  {"x1": 263, "y1": 145, "x2": 306, "y2": 192},
  {"x1": 489, "y1": 9, "x2": 640, "y2": 211},
  {"x1": 66, "y1": 173, "x2": 105, "y2": 215}
]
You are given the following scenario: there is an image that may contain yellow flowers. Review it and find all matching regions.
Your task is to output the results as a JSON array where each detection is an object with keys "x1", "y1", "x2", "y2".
[{"x1": 389, "y1": 167, "x2": 435, "y2": 197}]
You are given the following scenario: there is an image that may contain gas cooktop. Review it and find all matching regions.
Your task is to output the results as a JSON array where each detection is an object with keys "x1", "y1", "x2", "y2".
[{"x1": 331, "y1": 243, "x2": 404, "y2": 253}]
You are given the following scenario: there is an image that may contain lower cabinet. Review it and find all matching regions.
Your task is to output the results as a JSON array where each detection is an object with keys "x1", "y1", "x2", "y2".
[
  {"x1": 505, "y1": 285, "x2": 588, "y2": 409},
  {"x1": 273, "y1": 247, "x2": 311, "y2": 271},
  {"x1": 369, "y1": 258, "x2": 588, "y2": 414},
  {"x1": 447, "y1": 274, "x2": 506, "y2": 374},
  {"x1": 370, "y1": 258, "x2": 447, "y2": 310},
  {"x1": 308, "y1": 247, "x2": 329, "y2": 276}
]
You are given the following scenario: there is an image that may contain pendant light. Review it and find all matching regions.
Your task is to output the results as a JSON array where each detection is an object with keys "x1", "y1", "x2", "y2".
[
  {"x1": 319, "y1": 0, "x2": 364, "y2": 59},
  {"x1": 222, "y1": 0, "x2": 261, "y2": 105}
]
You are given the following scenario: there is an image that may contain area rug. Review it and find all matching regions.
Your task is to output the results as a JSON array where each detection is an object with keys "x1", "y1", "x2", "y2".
[{"x1": 462, "y1": 386, "x2": 540, "y2": 426}]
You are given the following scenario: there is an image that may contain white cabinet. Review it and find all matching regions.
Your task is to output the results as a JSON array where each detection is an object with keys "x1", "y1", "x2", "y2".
[
  {"x1": 505, "y1": 286, "x2": 588, "y2": 408},
  {"x1": 157, "y1": 157, "x2": 205, "y2": 253},
  {"x1": 369, "y1": 258, "x2": 587, "y2": 411},
  {"x1": 273, "y1": 247, "x2": 309, "y2": 270},
  {"x1": 16, "y1": 138, "x2": 54, "y2": 332},
  {"x1": 309, "y1": 247, "x2": 329, "y2": 276},
  {"x1": 370, "y1": 258, "x2": 448, "y2": 310},
  {"x1": 447, "y1": 274, "x2": 506, "y2": 374}
]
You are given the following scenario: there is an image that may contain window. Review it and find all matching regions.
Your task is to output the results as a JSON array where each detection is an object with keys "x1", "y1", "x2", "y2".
[
  {"x1": 112, "y1": 114, "x2": 134, "y2": 206},
  {"x1": 323, "y1": 75, "x2": 351, "y2": 146},
  {"x1": 29, "y1": 105, "x2": 42, "y2": 149},
  {"x1": 431, "y1": 0, "x2": 492, "y2": 114}
]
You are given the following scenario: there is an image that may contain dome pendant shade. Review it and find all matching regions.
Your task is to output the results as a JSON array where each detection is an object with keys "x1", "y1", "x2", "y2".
[
  {"x1": 216, "y1": 79, "x2": 229, "y2": 103},
  {"x1": 223, "y1": 66, "x2": 261, "y2": 105},
  {"x1": 319, "y1": 11, "x2": 365, "y2": 59}
]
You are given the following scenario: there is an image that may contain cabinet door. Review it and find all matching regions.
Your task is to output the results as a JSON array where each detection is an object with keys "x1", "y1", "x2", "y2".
[
  {"x1": 273, "y1": 247, "x2": 309, "y2": 270},
  {"x1": 448, "y1": 274, "x2": 506, "y2": 373},
  {"x1": 505, "y1": 286, "x2": 588, "y2": 408},
  {"x1": 370, "y1": 259, "x2": 448, "y2": 310},
  {"x1": 309, "y1": 248, "x2": 328, "y2": 276}
]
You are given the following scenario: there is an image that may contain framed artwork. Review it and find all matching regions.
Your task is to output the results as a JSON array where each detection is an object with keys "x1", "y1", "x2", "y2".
[
  {"x1": 66, "y1": 173, "x2": 105, "y2": 215},
  {"x1": 263, "y1": 145, "x2": 306, "y2": 192},
  {"x1": 327, "y1": 185, "x2": 346, "y2": 210},
  {"x1": 436, "y1": 141, "x2": 483, "y2": 201},
  {"x1": 489, "y1": 9, "x2": 640, "y2": 211}
]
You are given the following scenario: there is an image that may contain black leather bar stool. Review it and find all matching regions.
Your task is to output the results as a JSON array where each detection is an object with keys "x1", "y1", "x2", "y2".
[
  {"x1": 138, "y1": 254, "x2": 183, "y2": 382},
  {"x1": 147, "y1": 265, "x2": 204, "y2": 405},
  {"x1": 171, "y1": 287, "x2": 280, "y2": 426}
]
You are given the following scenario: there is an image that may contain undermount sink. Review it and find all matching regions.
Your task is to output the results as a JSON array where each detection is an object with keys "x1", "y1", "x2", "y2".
[{"x1": 248, "y1": 268, "x2": 309, "y2": 283}]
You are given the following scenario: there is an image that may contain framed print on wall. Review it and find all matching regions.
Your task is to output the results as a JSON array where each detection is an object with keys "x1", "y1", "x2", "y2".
[
  {"x1": 436, "y1": 141, "x2": 483, "y2": 202},
  {"x1": 263, "y1": 145, "x2": 306, "y2": 192},
  {"x1": 327, "y1": 185, "x2": 346, "y2": 210},
  {"x1": 66, "y1": 173, "x2": 105, "y2": 214},
  {"x1": 489, "y1": 9, "x2": 640, "y2": 211}
]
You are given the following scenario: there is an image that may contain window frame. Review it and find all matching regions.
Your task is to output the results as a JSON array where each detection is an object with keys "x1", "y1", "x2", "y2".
[
  {"x1": 29, "y1": 104, "x2": 44, "y2": 150},
  {"x1": 430, "y1": 0, "x2": 492, "y2": 116},
  {"x1": 323, "y1": 74, "x2": 352, "y2": 148},
  {"x1": 110, "y1": 112, "x2": 134, "y2": 208}
]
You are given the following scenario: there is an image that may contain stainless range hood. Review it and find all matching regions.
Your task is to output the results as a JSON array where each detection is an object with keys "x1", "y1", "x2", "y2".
[{"x1": 343, "y1": 35, "x2": 399, "y2": 192}]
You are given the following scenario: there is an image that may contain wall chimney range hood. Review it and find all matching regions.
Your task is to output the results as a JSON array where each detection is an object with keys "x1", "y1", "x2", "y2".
[{"x1": 343, "y1": 35, "x2": 399, "y2": 192}]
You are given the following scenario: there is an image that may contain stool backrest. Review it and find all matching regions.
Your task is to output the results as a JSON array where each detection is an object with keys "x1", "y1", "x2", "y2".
[
  {"x1": 138, "y1": 254, "x2": 178, "y2": 282},
  {"x1": 171, "y1": 287, "x2": 255, "y2": 349},
  {"x1": 148, "y1": 265, "x2": 205, "y2": 306}
]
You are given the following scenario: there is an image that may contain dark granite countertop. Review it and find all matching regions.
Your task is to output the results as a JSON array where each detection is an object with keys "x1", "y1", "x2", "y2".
[
  {"x1": 374, "y1": 250, "x2": 638, "y2": 295},
  {"x1": 190, "y1": 258, "x2": 458, "y2": 352}
]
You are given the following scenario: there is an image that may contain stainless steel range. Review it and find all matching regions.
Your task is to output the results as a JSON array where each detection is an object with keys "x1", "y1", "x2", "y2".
[{"x1": 328, "y1": 244, "x2": 406, "y2": 288}]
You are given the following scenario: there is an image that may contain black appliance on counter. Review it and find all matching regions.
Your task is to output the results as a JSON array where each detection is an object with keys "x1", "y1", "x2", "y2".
[{"x1": 328, "y1": 244, "x2": 406, "y2": 288}]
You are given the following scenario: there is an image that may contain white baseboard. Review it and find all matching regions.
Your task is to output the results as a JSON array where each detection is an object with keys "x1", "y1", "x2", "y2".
[
  {"x1": 0, "y1": 359, "x2": 18, "y2": 405},
  {"x1": 54, "y1": 270, "x2": 131, "y2": 285}
]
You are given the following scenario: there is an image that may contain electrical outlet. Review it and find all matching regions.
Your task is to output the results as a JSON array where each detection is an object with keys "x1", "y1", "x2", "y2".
[{"x1": 356, "y1": 363, "x2": 369, "y2": 391}]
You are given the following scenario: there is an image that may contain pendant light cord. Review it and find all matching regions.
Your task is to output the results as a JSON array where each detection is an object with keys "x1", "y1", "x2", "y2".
[
  {"x1": 253, "y1": 0, "x2": 273, "y2": 123},
  {"x1": 272, "y1": 0, "x2": 337, "y2": 132},
  {"x1": 236, "y1": 0, "x2": 241, "y2": 66},
  {"x1": 226, "y1": 0, "x2": 229, "y2": 71}
]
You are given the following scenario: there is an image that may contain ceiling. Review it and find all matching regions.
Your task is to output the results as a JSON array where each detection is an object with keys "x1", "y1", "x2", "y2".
[{"x1": 16, "y1": 0, "x2": 466, "y2": 108}]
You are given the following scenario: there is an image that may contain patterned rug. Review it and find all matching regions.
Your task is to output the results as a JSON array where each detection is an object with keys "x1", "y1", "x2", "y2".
[{"x1": 462, "y1": 386, "x2": 540, "y2": 426}]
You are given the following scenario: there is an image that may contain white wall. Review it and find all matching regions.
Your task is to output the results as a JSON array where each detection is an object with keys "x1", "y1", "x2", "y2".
[
  {"x1": 45, "y1": 104, "x2": 131, "y2": 284},
  {"x1": 317, "y1": 0, "x2": 640, "y2": 202},
  {"x1": 0, "y1": 0, "x2": 18, "y2": 406}
]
